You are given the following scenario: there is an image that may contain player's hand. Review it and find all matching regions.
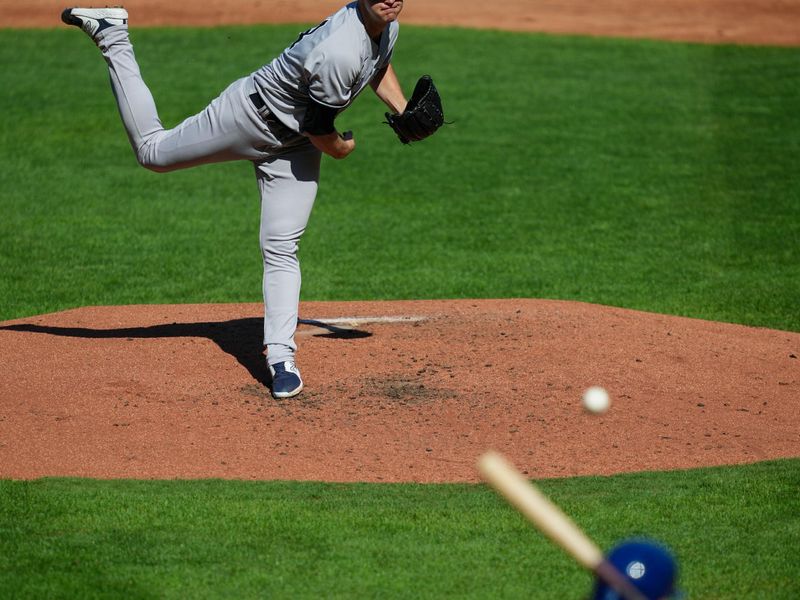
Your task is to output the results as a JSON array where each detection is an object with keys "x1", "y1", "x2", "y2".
[
  {"x1": 384, "y1": 75, "x2": 445, "y2": 144},
  {"x1": 337, "y1": 131, "x2": 355, "y2": 158},
  {"x1": 308, "y1": 130, "x2": 355, "y2": 159}
]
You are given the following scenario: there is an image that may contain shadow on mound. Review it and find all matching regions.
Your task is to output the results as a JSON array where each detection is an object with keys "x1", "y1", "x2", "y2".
[{"x1": 1, "y1": 317, "x2": 371, "y2": 387}]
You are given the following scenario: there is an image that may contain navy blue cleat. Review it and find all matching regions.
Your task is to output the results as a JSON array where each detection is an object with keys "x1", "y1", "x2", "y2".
[
  {"x1": 269, "y1": 361, "x2": 303, "y2": 399},
  {"x1": 61, "y1": 7, "x2": 128, "y2": 41}
]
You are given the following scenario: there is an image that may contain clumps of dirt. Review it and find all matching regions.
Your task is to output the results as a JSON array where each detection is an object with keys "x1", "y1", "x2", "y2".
[{"x1": 360, "y1": 375, "x2": 458, "y2": 405}]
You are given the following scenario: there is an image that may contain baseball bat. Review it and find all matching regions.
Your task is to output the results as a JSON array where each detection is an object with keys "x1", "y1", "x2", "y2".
[{"x1": 477, "y1": 451, "x2": 647, "y2": 600}]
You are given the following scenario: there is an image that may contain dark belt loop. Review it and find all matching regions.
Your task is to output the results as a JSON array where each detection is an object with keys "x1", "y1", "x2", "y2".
[
  {"x1": 249, "y1": 90, "x2": 295, "y2": 143},
  {"x1": 249, "y1": 91, "x2": 267, "y2": 112}
]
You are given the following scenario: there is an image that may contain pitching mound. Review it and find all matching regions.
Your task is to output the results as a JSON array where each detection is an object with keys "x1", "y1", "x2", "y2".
[{"x1": 1, "y1": 299, "x2": 797, "y2": 482}]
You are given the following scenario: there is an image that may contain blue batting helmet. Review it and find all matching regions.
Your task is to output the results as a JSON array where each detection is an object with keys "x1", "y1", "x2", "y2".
[{"x1": 592, "y1": 539, "x2": 680, "y2": 600}]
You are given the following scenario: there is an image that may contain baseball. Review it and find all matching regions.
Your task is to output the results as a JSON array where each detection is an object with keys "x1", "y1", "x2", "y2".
[{"x1": 582, "y1": 386, "x2": 610, "y2": 414}]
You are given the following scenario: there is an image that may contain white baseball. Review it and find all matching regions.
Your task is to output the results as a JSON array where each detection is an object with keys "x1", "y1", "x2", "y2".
[{"x1": 582, "y1": 386, "x2": 610, "y2": 414}]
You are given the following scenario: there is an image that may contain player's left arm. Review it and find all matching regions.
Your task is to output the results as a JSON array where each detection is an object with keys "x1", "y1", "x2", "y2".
[
  {"x1": 379, "y1": 67, "x2": 447, "y2": 145},
  {"x1": 371, "y1": 64, "x2": 407, "y2": 114}
]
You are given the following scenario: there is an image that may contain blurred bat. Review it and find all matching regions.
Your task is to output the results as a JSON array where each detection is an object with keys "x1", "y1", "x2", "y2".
[{"x1": 478, "y1": 451, "x2": 647, "y2": 600}]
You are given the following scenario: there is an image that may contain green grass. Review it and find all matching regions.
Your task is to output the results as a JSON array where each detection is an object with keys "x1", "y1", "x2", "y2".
[
  {"x1": 0, "y1": 26, "x2": 798, "y2": 330},
  {"x1": 1, "y1": 24, "x2": 799, "y2": 599},
  {"x1": 2, "y1": 460, "x2": 798, "y2": 599}
]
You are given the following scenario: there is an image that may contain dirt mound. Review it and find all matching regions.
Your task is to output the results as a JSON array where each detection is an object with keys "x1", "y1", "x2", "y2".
[{"x1": 1, "y1": 299, "x2": 797, "y2": 482}]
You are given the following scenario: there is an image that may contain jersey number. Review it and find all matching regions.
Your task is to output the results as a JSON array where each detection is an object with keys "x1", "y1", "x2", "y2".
[{"x1": 290, "y1": 20, "x2": 329, "y2": 50}]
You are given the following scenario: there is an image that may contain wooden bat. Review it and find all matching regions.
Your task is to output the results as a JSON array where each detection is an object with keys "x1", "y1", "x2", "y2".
[{"x1": 477, "y1": 450, "x2": 647, "y2": 600}]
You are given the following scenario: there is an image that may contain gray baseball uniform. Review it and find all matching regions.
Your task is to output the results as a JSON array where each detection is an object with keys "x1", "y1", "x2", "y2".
[{"x1": 92, "y1": 2, "x2": 398, "y2": 367}]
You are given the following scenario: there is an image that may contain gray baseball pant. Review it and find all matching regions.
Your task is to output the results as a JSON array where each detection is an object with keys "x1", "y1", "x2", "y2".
[{"x1": 96, "y1": 26, "x2": 320, "y2": 366}]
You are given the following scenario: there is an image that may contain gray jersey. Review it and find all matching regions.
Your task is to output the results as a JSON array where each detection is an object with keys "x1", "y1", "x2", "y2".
[{"x1": 252, "y1": 1, "x2": 398, "y2": 133}]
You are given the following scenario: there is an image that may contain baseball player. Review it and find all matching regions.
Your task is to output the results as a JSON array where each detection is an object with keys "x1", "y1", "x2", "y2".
[{"x1": 61, "y1": 2, "x2": 444, "y2": 398}]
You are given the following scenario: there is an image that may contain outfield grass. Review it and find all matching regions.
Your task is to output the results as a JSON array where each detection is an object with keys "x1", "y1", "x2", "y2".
[
  {"x1": 0, "y1": 26, "x2": 798, "y2": 330},
  {"x1": 2, "y1": 460, "x2": 798, "y2": 599},
  {"x1": 1, "y1": 24, "x2": 799, "y2": 599}
]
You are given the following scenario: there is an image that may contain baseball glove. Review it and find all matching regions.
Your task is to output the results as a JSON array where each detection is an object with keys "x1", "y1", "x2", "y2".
[{"x1": 385, "y1": 75, "x2": 445, "y2": 144}]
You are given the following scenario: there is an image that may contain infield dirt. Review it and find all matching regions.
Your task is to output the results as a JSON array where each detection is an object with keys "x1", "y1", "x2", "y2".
[
  {"x1": 3, "y1": 0, "x2": 800, "y2": 46},
  {"x1": 1, "y1": 300, "x2": 798, "y2": 482}
]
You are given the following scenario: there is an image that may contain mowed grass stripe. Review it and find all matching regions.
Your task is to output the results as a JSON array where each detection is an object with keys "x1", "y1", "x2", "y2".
[
  {"x1": 0, "y1": 27, "x2": 798, "y2": 330},
  {"x1": 1, "y1": 459, "x2": 798, "y2": 599}
]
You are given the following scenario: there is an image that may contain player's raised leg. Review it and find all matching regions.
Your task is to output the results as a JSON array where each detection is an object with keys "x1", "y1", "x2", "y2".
[
  {"x1": 61, "y1": 8, "x2": 165, "y2": 158},
  {"x1": 61, "y1": 7, "x2": 270, "y2": 172},
  {"x1": 255, "y1": 145, "x2": 322, "y2": 399},
  {"x1": 61, "y1": 7, "x2": 128, "y2": 40}
]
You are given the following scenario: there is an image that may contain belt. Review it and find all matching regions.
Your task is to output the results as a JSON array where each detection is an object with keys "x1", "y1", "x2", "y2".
[
  {"x1": 249, "y1": 92, "x2": 267, "y2": 112},
  {"x1": 249, "y1": 90, "x2": 298, "y2": 143}
]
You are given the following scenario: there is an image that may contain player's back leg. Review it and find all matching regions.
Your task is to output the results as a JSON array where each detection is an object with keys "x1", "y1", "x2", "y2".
[
  {"x1": 62, "y1": 8, "x2": 271, "y2": 172},
  {"x1": 62, "y1": 7, "x2": 128, "y2": 41}
]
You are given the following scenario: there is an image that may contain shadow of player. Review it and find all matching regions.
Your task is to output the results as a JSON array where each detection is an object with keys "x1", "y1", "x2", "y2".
[{"x1": 1, "y1": 317, "x2": 371, "y2": 388}]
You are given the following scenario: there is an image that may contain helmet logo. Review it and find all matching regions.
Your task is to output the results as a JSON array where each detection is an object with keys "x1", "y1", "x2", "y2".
[{"x1": 626, "y1": 561, "x2": 646, "y2": 579}]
